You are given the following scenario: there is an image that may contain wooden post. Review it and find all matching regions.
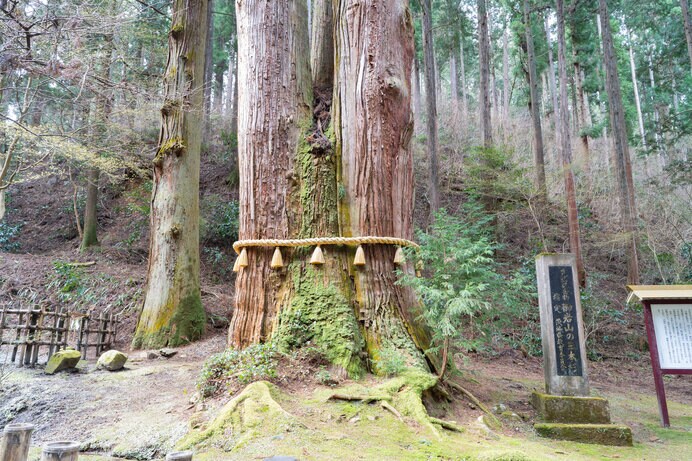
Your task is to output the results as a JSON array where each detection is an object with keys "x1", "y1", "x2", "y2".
[
  {"x1": 40, "y1": 441, "x2": 80, "y2": 461},
  {"x1": 1, "y1": 423, "x2": 35, "y2": 461},
  {"x1": 166, "y1": 451, "x2": 193, "y2": 461},
  {"x1": 643, "y1": 300, "x2": 670, "y2": 427}
]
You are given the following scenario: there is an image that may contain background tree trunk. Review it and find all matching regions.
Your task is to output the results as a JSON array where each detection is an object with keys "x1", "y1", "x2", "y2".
[
  {"x1": 478, "y1": 0, "x2": 492, "y2": 148},
  {"x1": 502, "y1": 29, "x2": 510, "y2": 138},
  {"x1": 421, "y1": 0, "x2": 440, "y2": 216},
  {"x1": 133, "y1": 0, "x2": 209, "y2": 348},
  {"x1": 459, "y1": 39, "x2": 468, "y2": 125},
  {"x1": 524, "y1": 0, "x2": 546, "y2": 198},
  {"x1": 80, "y1": 168, "x2": 100, "y2": 249},
  {"x1": 599, "y1": 0, "x2": 640, "y2": 284},
  {"x1": 556, "y1": 0, "x2": 585, "y2": 286},
  {"x1": 681, "y1": 0, "x2": 692, "y2": 74}
]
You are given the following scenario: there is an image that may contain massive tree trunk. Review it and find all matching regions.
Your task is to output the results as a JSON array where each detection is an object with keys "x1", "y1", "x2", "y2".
[
  {"x1": 599, "y1": 0, "x2": 639, "y2": 284},
  {"x1": 229, "y1": 0, "x2": 432, "y2": 377},
  {"x1": 133, "y1": 0, "x2": 208, "y2": 348},
  {"x1": 681, "y1": 0, "x2": 692, "y2": 74},
  {"x1": 421, "y1": 0, "x2": 440, "y2": 216},
  {"x1": 556, "y1": 0, "x2": 585, "y2": 286},
  {"x1": 524, "y1": 0, "x2": 546, "y2": 198},
  {"x1": 478, "y1": 0, "x2": 492, "y2": 148},
  {"x1": 203, "y1": 0, "x2": 214, "y2": 132}
]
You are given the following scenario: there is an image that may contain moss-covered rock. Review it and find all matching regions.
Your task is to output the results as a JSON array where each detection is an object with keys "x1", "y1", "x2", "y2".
[
  {"x1": 531, "y1": 391, "x2": 611, "y2": 424},
  {"x1": 533, "y1": 422, "x2": 633, "y2": 446},
  {"x1": 45, "y1": 349, "x2": 82, "y2": 374},
  {"x1": 97, "y1": 350, "x2": 128, "y2": 371}
]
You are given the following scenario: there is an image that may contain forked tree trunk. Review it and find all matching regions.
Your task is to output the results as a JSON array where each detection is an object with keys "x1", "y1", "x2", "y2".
[
  {"x1": 133, "y1": 0, "x2": 208, "y2": 348},
  {"x1": 421, "y1": 0, "x2": 440, "y2": 215},
  {"x1": 523, "y1": 0, "x2": 547, "y2": 198},
  {"x1": 478, "y1": 0, "x2": 492, "y2": 148},
  {"x1": 599, "y1": 0, "x2": 639, "y2": 284},
  {"x1": 229, "y1": 0, "x2": 432, "y2": 377},
  {"x1": 556, "y1": 0, "x2": 585, "y2": 286}
]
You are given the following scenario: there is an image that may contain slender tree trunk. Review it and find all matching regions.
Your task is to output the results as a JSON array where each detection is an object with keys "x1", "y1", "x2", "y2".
[
  {"x1": 81, "y1": 17, "x2": 114, "y2": 251},
  {"x1": 628, "y1": 41, "x2": 646, "y2": 150},
  {"x1": 599, "y1": 0, "x2": 639, "y2": 284},
  {"x1": 224, "y1": 49, "x2": 235, "y2": 117},
  {"x1": 681, "y1": 0, "x2": 692, "y2": 74},
  {"x1": 203, "y1": 0, "x2": 214, "y2": 132},
  {"x1": 421, "y1": 0, "x2": 440, "y2": 216},
  {"x1": 545, "y1": 14, "x2": 559, "y2": 159},
  {"x1": 229, "y1": 0, "x2": 432, "y2": 376},
  {"x1": 478, "y1": 0, "x2": 492, "y2": 148},
  {"x1": 133, "y1": 0, "x2": 209, "y2": 348},
  {"x1": 413, "y1": 55, "x2": 423, "y2": 123},
  {"x1": 502, "y1": 28, "x2": 510, "y2": 138},
  {"x1": 556, "y1": 0, "x2": 585, "y2": 286},
  {"x1": 459, "y1": 39, "x2": 468, "y2": 125},
  {"x1": 450, "y1": 52, "x2": 459, "y2": 117},
  {"x1": 81, "y1": 168, "x2": 100, "y2": 249},
  {"x1": 524, "y1": 0, "x2": 546, "y2": 198}
]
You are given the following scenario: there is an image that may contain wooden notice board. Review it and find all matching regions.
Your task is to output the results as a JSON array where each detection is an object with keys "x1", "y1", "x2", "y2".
[{"x1": 627, "y1": 285, "x2": 692, "y2": 427}]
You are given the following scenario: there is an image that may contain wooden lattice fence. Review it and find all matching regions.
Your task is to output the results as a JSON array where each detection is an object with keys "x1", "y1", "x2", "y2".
[{"x1": 0, "y1": 306, "x2": 120, "y2": 367}]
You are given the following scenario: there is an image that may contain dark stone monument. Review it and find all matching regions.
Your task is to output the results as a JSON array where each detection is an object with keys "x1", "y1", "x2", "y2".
[{"x1": 532, "y1": 253, "x2": 632, "y2": 446}]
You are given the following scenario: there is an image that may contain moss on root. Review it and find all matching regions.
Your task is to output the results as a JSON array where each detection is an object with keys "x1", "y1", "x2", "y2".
[{"x1": 177, "y1": 381, "x2": 294, "y2": 452}]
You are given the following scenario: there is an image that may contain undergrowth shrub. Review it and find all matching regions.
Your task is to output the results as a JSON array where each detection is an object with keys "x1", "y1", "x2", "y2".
[
  {"x1": 198, "y1": 343, "x2": 278, "y2": 398},
  {"x1": 398, "y1": 205, "x2": 499, "y2": 372},
  {"x1": 0, "y1": 222, "x2": 22, "y2": 252}
]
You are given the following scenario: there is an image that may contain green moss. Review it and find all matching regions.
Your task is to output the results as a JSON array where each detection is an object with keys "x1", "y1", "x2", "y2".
[
  {"x1": 273, "y1": 265, "x2": 365, "y2": 378},
  {"x1": 133, "y1": 292, "x2": 205, "y2": 349},
  {"x1": 531, "y1": 392, "x2": 611, "y2": 424},
  {"x1": 534, "y1": 423, "x2": 633, "y2": 446},
  {"x1": 177, "y1": 381, "x2": 293, "y2": 452}
]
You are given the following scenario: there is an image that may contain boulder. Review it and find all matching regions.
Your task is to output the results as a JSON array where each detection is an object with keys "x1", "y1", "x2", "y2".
[
  {"x1": 159, "y1": 348, "x2": 178, "y2": 358},
  {"x1": 45, "y1": 349, "x2": 82, "y2": 374},
  {"x1": 98, "y1": 350, "x2": 128, "y2": 371}
]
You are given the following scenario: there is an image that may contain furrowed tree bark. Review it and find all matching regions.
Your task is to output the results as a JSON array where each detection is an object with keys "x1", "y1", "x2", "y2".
[
  {"x1": 421, "y1": 0, "x2": 440, "y2": 216},
  {"x1": 523, "y1": 0, "x2": 547, "y2": 199},
  {"x1": 133, "y1": 0, "x2": 208, "y2": 348},
  {"x1": 478, "y1": 0, "x2": 492, "y2": 148},
  {"x1": 311, "y1": 0, "x2": 334, "y2": 92},
  {"x1": 569, "y1": 19, "x2": 591, "y2": 178},
  {"x1": 229, "y1": 0, "x2": 433, "y2": 377},
  {"x1": 599, "y1": 0, "x2": 639, "y2": 284},
  {"x1": 681, "y1": 0, "x2": 692, "y2": 74},
  {"x1": 556, "y1": 0, "x2": 585, "y2": 286},
  {"x1": 80, "y1": 168, "x2": 100, "y2": 249}
]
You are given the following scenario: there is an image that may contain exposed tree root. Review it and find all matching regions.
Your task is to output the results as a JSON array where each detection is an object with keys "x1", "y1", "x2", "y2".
[
  {"x1": 447, "y1": 381, "x2": 501, "y2": 428},
  {"x1": 381, "y1": 401, "x2": 403, "y2": 421},
  {"x1": 177, "y1": 381, "x2": 296, "y2": 452},
  {"x1": 430, "y1": 417, "x2": 464, "y2": 433}
]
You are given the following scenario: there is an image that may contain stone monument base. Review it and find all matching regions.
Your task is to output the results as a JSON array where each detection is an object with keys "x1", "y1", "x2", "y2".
[{"x1": 531, "y1": 391, "x2": 633, "y2": 446}]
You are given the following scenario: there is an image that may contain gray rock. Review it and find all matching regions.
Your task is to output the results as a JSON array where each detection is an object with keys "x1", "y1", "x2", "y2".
[
  {"x1": 97, "y1": 350, "x2": 128, "y2": 371},
  {"x1": 159, "y1": 348, "x2": 178, "y2": 358}
]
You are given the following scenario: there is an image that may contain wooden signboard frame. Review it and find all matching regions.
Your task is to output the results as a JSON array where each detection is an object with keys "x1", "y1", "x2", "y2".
[{"x1": 628, "y1": 286, "x2": 692, "y2": 428}]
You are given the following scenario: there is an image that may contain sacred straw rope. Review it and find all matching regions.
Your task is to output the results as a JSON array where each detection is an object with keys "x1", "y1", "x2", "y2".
[{"x1": 232, "y1": 236, "x2": 419, "y2": 254}]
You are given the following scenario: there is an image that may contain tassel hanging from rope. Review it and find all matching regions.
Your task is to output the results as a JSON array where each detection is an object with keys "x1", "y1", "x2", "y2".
[
  {"x1": 353, "y1": 245, "x2": 366, "y2": 266},
  {"x1": 233, "y1": 248, "x2": 248, "y2": 272},
  {"x1": 393, "y1": 246, "x2": 405, "y2": 265},
  {"x1": 271, "y1": 247, "x2": 284, "y2": 269},
  {"x1": 310, "y1": 246, "x2": 325, "y2": 265}
]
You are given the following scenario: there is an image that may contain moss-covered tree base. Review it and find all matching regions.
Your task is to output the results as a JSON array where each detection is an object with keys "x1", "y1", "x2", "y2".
[{"x1": 132, "y1": 293, "x2": 206, "y2": 349}]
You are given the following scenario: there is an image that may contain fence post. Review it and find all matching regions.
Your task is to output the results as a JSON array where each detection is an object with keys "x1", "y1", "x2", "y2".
[
  {"x1": 166, "y1": 451, "x2": 193, "y2": 461},
  {"x1": 40, "y1": 441, "x2": 80, "y2": 461},
  {"x1": 1, "y1": 423, "x2": 35, "y2": 461}
]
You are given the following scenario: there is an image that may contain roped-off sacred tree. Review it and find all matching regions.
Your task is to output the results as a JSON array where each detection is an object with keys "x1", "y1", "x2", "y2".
[{"x1": 230, "y1": 0, "x2": 434, "y2": 378}]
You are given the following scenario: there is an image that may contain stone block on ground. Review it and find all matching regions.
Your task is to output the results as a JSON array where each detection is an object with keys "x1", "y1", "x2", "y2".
[
  {"x1": 98, "y1": 350, "x2": 128, "y2": 371},
  {"x1": 531, "y1": 391, "x2": 610, "y2": 424},
  {"x1": 159, "y1": 348, "x2": 178, "y2": 358},
  {"x1": 534, "y1": 423, "x2": 633, "y2": 446},
  {"x1": 45, "y1": 349, "x2": 82, "y2": 374}
]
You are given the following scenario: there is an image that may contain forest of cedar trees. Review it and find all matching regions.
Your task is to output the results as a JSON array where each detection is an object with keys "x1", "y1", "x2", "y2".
[{"x1": 0, "y1": 0, "x2": 690, "y2": 460}]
